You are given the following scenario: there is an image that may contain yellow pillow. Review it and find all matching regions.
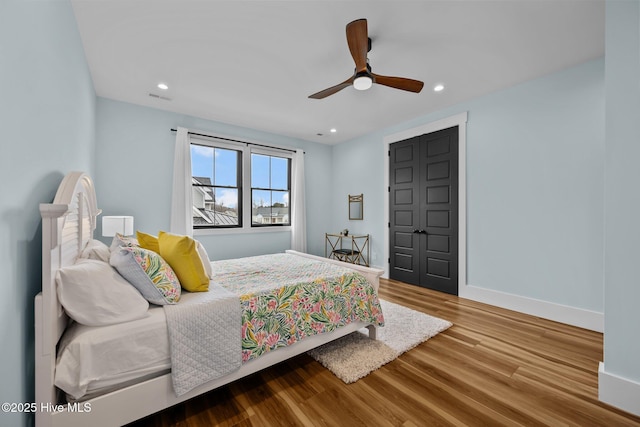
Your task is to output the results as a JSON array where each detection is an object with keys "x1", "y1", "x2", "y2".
[
  {"x1": 158, "y1": 231, "x2": 209, "y2": 292},
  {"x1": 136, "y1": 231, "x2": 160, "y2": 253}
]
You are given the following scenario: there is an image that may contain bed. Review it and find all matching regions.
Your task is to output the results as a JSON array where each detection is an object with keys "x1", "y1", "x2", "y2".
[{"x1": 35, "y1": 171, "x2": 384, "y2": 427}]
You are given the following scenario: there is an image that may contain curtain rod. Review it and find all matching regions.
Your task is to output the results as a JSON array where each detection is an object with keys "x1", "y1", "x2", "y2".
[{"x1": 170, "y1": 128, "x2": 301, "y2": 154}]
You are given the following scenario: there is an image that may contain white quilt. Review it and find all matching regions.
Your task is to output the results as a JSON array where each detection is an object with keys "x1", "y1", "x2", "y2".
[{"x1": 163, "y1": 285, "x2": 242, "y2": 396}]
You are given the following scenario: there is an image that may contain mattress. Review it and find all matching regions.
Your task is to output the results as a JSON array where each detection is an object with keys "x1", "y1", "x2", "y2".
[{"x1": 55, "y1": 306, "x2": 171, "y2": 400}]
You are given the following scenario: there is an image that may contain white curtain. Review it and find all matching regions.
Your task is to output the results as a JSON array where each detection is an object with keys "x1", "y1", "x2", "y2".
[
  {"x1": 170, "y1": 127, "x2": 193, "y2": 236},
  {"x1": 290, "y1": 149, "x2": 307, "y2": 252}
]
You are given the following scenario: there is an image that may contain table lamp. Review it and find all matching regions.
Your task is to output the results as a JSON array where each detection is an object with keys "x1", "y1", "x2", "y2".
[{"x1": 102, "y1": 215, "x2": 134, "y2": 237}]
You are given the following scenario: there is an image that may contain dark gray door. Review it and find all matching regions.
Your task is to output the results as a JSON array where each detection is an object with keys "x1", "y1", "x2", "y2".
[
  {"x1": 389, "y1": 126, "x2": 458, "y2": 295},
  {"x1": 389, "y1": 136, "x2": 421, "y2": 285}
]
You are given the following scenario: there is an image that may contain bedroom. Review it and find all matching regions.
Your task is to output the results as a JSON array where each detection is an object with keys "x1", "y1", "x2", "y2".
[{"x1": 1, "y1": 0, "x2": 639, "y2": 426}]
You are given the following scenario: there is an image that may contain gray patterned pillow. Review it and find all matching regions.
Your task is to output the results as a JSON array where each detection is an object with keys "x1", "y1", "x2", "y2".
[
  {"x1": 109, "y1": 232, "x2": 139, "y2": 251},
  {"x1": 110, "y1": 246, "x2": 181, "y2": 305}
]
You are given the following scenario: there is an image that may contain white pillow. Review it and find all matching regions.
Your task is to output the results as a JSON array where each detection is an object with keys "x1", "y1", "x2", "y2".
[
  {"x1": 56, "y1": 259, "x2": 149, "y2": 326},
  {"x1": 80, "y1": 239, "x2": 110, "y2": 263},
  {"x1": 196, "y1": 240, "x2": 213, "y2": 279}
]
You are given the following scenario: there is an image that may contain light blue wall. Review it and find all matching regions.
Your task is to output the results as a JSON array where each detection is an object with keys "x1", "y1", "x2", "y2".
[
  {"x1": 95, "y1": 98, "x2": 333, "y2": 260},
  {"x1": 330, "y1": 133, "x2": 388, "y2": 266},
  {"x1": 0, "y1": 1, "x2": 96, "y2": 426},
  {"x1": 604, "y1": 0, "x2": 640, "y2": 383},
  {"x1": 332, "y1": 58, "x2": 605, "y2": 312},
  {"x1": 0, "y1": 2, "x2": 624, "y2": 424}
]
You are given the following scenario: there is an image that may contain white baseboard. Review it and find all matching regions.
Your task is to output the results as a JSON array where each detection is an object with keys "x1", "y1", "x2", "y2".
[
  {"x1": 599, "y1": 362, "x2": 640, "y2": 416},
  {"x1": 379, "y1": 274, "x2": 604, "y2": 332},
  {"x1": 459, "y1": 284, "x2": 604, "y2": 332}
]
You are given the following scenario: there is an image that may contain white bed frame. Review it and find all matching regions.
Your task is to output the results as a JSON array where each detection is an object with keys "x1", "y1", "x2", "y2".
[{"x1": 35, "y1": 172, "x2": 384, "y2": 427}]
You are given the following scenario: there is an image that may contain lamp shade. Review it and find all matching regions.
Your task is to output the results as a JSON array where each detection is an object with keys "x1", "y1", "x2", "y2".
[{"x1": 102, "y1": 216, "x2": 134, "y2": 237}]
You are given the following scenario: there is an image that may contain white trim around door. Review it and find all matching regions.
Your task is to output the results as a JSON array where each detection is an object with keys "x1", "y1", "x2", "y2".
[{"x1": 383, "y1": 112, "x2": 468, "y2": 292}]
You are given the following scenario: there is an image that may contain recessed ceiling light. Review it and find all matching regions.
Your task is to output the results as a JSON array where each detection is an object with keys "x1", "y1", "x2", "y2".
[
  {"x1": 433, "y1": 84, "x2": 445, "y2": 92},
  {"x1": 330, "y1": 128, "x2": 337, "y2": 133},
  {"x1": 157, "y1": 83, "x2": 169, "y2": 90}
]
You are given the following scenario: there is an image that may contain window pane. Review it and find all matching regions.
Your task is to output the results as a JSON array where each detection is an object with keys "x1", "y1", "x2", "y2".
[
  {"x1": 252, "y1": 189, "x2": 271, "y2": 209},
  {"x1": 272, "y1": 190, "x2": 289, "y2": 208},
  {"x1": 252, "y1": 189, "x2": 271, "y2": 224},
  {"x1": 251, "y1": 154, "x2": 270, "y2": 188},
  {"x1": 191, "y1": 144, "x2": 214, "y2": 182},
  {"x1": 192, "y1": 184, "x2": 213, "y2": 211},
  {"x1": 212, "y1": 188, "x2": 239, "y2": 226},
  {"x1": 193, "y1": 187, "x2": 239, "y2": 227},
  {"x1": 272, "y1": 191, "x2": 290, "y2": 225},
  {"x1": 214, "y1": 148, "x2": 238, "y2": 187},
  {"x1": 215, "y1": 187, "x2": 239, "y2": 210},
  {"x1": 270, "y1": 157, "x2": 288, "y2": 190}
]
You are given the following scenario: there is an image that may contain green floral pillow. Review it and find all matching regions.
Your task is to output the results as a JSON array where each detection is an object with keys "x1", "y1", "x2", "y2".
[{"x1": 110, "y1": 246, "x2": 181, "y2": 305}]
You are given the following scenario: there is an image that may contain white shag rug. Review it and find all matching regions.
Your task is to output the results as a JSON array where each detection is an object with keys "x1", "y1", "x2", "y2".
[{"x1": 307, "y1": 299, "x2": 452, "y2": 383}]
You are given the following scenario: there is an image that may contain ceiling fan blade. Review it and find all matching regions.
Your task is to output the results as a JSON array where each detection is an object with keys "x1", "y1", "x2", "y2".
[
  {"x1": 308, "y1": 76, "x2": 354, "y2": 99},
  {"x1": 346, "y1": 19, "x2": 368, "y2": 73},
  {"x1": 372, "y1": 73, "x2": 424, "y2": 93}
]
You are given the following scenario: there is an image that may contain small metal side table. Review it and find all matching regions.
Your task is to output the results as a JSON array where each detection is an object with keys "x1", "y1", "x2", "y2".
[{"x1": 325, "y1": 233, "x2": 370, "y2": 267}]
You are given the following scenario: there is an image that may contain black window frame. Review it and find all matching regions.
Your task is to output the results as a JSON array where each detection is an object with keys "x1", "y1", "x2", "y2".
[
  {"x1": 189, "y1": 137, "x2": 294, "y2": 232},
  {"x1": 250, "y1": 153, "x2": 291, "y2": 228},
  {"x1": 191, "y1": 142, "x2": 243, "y2": 229}
]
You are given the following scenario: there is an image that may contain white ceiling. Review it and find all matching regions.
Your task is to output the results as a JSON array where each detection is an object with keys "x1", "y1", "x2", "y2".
[{"x1": 71, "y1": 0, "x2": 604, "y2": 144}]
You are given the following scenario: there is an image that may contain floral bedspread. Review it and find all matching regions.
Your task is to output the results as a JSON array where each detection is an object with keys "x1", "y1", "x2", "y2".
[{"x1": 210, "y1": 253, "x2": 384, "y2": 362}]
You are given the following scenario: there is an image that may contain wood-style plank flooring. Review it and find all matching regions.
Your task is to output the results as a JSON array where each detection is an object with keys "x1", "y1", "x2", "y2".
[{"x1": 128, "y1": 278, "x2": 640, "y2": 426}]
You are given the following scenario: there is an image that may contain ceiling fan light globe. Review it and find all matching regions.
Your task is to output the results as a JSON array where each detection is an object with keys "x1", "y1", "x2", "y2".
[{"x1": 353, "y1": 75, "x2": 373, "y2": 91}]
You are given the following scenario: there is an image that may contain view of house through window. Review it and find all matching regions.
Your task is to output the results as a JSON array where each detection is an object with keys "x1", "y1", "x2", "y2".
[
  {"x1": 251, "y1": 153, "x2": 290, "y2": 226},
  {"x1": 191, "y1": 143, "x2": 241, "y2": 227},
  {"x1": 190, "y1": 140, "x2": 291, "y2": 229}
]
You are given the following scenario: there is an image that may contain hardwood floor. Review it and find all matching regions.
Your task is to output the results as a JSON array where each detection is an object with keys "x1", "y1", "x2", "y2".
[{"x1": 128, "y1": 278, "x2": 640, "y2": 426}]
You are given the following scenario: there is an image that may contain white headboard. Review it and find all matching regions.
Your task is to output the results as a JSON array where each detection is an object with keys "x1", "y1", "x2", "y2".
[{"x1": 36, "y1": 172, "x2": 101, "y2": 408}]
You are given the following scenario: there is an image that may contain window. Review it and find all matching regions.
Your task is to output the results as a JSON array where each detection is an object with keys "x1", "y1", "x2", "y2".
[
  {"x1": 191, "y1": 143, "x2": 242, "y2": 228},
  {"x1": 251, "y1": 153, "x2": 291, "y2": 226},
  {"x1": 189, "y1": 137, "x2": 292, "y2": 230}
]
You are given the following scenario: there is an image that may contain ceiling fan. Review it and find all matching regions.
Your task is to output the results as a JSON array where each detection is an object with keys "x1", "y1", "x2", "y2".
[{"x1": 308, "y1": 18, "x2": 424, "y2": 99}]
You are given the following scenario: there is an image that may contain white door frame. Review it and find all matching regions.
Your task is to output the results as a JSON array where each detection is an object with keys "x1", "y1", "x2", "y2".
[{"x1": 383, "y1": 112, "x2": 468, "y2": 293}]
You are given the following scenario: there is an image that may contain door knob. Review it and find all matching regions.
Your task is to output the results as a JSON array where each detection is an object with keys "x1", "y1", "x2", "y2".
[{"x1": 412, "y1": 229, "x2": 420, "y2": 234}]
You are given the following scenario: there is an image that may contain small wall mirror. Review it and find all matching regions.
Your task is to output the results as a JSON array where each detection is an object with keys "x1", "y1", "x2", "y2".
[{"x1": 349, "y1": 194, "x2": 363, "y2": 220}]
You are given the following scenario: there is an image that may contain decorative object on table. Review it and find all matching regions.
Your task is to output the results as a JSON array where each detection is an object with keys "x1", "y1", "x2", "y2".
[
  {"x1": 341, "y1": 228, "x2": 349, "y2": 236},
  {"x1": 102, "y1": 215, "x2": 134, "y2": 237},
  {"x1": 348, "y1": 194, "x2": 363, "y2": 220},
  {"x1": 308, "y1": 299, "x2": 452, "y2": 383}
]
